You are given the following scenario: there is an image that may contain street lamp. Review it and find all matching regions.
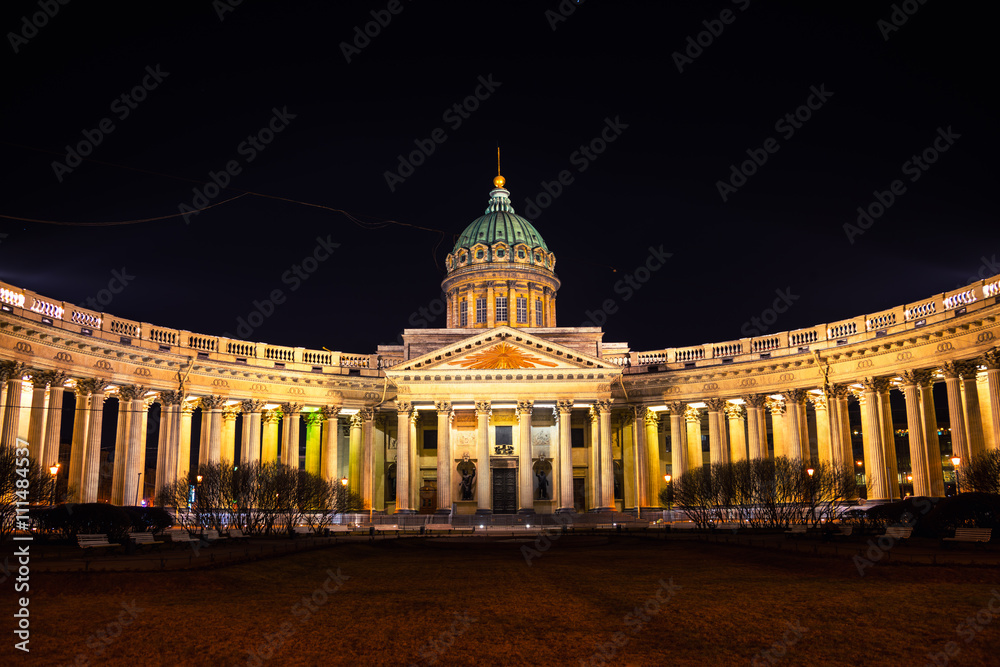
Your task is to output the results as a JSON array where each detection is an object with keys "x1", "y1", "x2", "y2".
[
  {"x1": 663, "y1": 474, "x2": 673, "y2": 521},
  {"x1": 950, "y1": 456, "x2": 961, "y2": 495},
  {"x1": 806, "y1": 468, "x2": 815, "y2": 524},
  {"x1": 48, "y1": 463, "x2": 60, "y2": 506}
]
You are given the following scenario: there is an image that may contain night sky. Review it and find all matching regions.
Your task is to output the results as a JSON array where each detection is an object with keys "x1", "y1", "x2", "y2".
[{"x1": 1, "y1": 1, "x2": 995, "y2": 356}]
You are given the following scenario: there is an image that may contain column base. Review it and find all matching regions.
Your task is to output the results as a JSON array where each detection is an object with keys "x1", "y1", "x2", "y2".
[
  {"x1": 435, "y1": 508, "x2": 452, "y2": 516},
  {"x1": 395, "y1": 509, "x2": 416, "y2": 515},
  {"x1": 517, "y1": 508, "x2": 536, "y2": 515},
  {"x1": 555, "y1": 507, "x2": 576, "y2": 514},
  {"x1": 475, "y1": 508, "x2": 493, "y2": 515},
  {"x1": 592, "y1": 506, "x2": 614, "y2": 513}
]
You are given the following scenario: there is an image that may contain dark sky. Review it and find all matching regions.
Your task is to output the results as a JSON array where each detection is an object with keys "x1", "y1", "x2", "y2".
[{"x1": 1, "y1": 1, "x2": 996, "y2": 355}]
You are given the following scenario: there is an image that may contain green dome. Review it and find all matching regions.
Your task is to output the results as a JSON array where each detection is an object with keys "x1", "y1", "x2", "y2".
[{"x1": 453, "y1": 187, "x2": 549, "y2": 253}]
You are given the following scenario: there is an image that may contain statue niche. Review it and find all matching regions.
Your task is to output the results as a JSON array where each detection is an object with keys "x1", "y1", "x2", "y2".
[{"x1": 457, "y1": 459, "x2": 476, "y2": 501}]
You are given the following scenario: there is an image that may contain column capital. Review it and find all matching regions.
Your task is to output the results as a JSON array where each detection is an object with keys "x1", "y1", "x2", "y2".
[
  {"x1": 556, "y1": 399, "x2": 574, "y2": 414},
  {"x1": 644, "y1": 408, "x2": 660, "y2": 426},
  {"x1": 808, "y1": 393, "x2": 827, "y2": 411},
  {"x1": 953, "y1": 359, "x2": 980, "y2": 379},
  {"x1": 75, "y1": 377, "x2": 105, "y2": 396},
  {"x1": 828, "y1": 384, "x2": 852, "y2": 400},
  {"x1": 157, "y1": 390, "x2": 184, "y2": 407},
  {"x1": 475, "y1": 400, "x2": 491, "y2": 415},
  {"x1": 394, "y1": 401, "x2": 412, "y2": 415},
  {"x1": 766, "y1": 399, "x2": 785, "y2": 416},
  {"x1": 684, "y1": 406, "x2": 701, "y2": 423},
  {"x1": 261, "y1": 408, "x2": 281, "y2": 424},
  {"x1": 435, "y1": 401, "x2": 452, "y2": 413},
  {"x1": 322, "y1": 405, "x2": 342, "y2": 419},
  {"x1": 223, "y1": 406, "x2": 240, "y2": 421},
  {"x1": 861, "y1": 377, "x2": 890, "y2": 393},
  {"x1": 516, "y1": 400, "x2": 533, "y2": 417},
  {"x1": 31, "y1": 370, "x2": 68, "y2": 387},
  {"x1": 201, "y1": 395, "x2": 228, "y2": 410},
  {"x1": 241, "y1": 399, "x2": 267, "y2": 413},
  {"x1": 784, "y1": 389, "x2": 807, "y2": 404},
  {"x1": 350, "y1": 412, "x2": 363, "y2": 428},
  {"x1": 596, "y1": 399, "x2": 614, "y2": 414},
  {"x1": 303, "y1": 412, "x2": 325, "y2": 426},
  {"x1": 0, "y1": 361, "x2": 27, "y2": 382},
  {"x1": 982, "y1": 348, "x2": 1000, "y2": 371},
  {"x1": 119, "y1": 384, "x2": 147, "y2": 402},
  {"x1": 360, "y1": 406, "x2": 375, "y2": 421},
  {"x1": 899, "y1": 369, "x2": 933, "y2": 388},
  {"x1": 181, "y1": 401, "x2": 197, "y2": 416},
  {"x1": 280, "y1": 401, "x2": 302, "y2": 416},
  {"x1": 725, "y1": 403, "x2": 746, "y2": 420},
  {"x1": 741, "y1": 393, "x2": 767, "y2": 409},
  {"x1": 705, "y1": 398, "x2": 727, "y2": 412}
]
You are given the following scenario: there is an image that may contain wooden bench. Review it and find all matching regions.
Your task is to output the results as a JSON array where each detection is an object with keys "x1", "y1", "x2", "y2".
[
  {"x1": 884, "y1": 526, "x2": 913, "y2": 540},
  {"x1": 78, "y1": 534, "x2": 119, "y2": 552},
  {"x1": 942, "y1": 527, "x2": 992, "y2": 547},
  {"x1": 202, "y1": 529, "x2": 228, "y2": 542},
  {"x1": 227, "y1": 528, "x2": 248, "y2": 542},
  {"x1": 165, "y1": 528, "x2": 196, "y2": 545},
  {"x1": 129, "y1": 532, "x2": 164, "y2": 549},
  {"x1": 784, "y1": 524, "x2": 807, "y2": 537}
]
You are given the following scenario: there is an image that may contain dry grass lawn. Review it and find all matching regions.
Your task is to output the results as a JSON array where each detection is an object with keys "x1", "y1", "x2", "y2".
[{"x1": 24, "y1": 536, "x2": 1000, "y2": 665}]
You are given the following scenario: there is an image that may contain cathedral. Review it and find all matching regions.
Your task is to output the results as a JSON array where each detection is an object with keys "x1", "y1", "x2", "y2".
[{"x1": 1, "y1": 174, "x2": 999, "y2": 514}]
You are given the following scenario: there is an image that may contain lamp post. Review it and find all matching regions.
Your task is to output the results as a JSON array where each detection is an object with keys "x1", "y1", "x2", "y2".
[
  {"x1": 950, "y1": 456, "x2": 961, "y2": 495},
  {"x1": 663, "y1": 474, "x2": 673, "y2": 522},
  {"x1": 134, "y1": 472, "x2": 142, "y2": 507},
  {"x1": 340, "y1": 477, "x2": 348, "y2": 525},
  {"x1": 806, "y1": 468, "x2": 815, "y2": 525},
  {"x1": 48, "y1": 463, "x2": 60, "y2": 506},
  {"x1": 195, "y1": 474, "x2": 203, "y2": 530}
]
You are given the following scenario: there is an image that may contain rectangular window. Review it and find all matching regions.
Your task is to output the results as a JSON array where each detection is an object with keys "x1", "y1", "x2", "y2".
[
  {"x1": 516, "y1": 297, "x2": 527, "y2": 323},
  {"x1": 423, "y1": 429, "x2": 437, "y2": 450},
  {"x1": 496, "y1": 296, "x2": 508, "y2": 322},
  {"x1": 495, "y1": 425, "x2": 513, "y2": 455},
  {"x1": 476, "y1": 298, "x2": 487, "y2": 323},
  {"x1": 571, "y1": 428, "x2": 585, "y2": 448},
  {"x1": 535, "y1": 298, "x2": 543, "y2": 326},
  {"x1": 460, "y1": 301, "x2": 468, "y2": 327}
]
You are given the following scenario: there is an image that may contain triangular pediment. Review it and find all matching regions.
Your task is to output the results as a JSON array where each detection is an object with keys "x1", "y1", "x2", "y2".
[{"x1": 386, "y1": 327, "x2": 622, "y2": 375}]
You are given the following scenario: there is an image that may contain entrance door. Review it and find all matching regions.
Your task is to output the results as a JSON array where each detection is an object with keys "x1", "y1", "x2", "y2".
[
  {"x1": 492, "y1": 469, "x2": 517, "y2": 514},
  {"x1": 573, "y1": 478, "x2": 586, "y2": 512},
  {"x1": 419, "y1": 481, "x2": 436, "y2": 514}
]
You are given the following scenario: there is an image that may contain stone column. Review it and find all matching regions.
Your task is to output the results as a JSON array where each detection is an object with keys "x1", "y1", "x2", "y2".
[
  {"x1": 668, "y1": 401, "x2": 688, "y2": 478},
  {"x1": 222, "y1": 405, "x2": 239, "y2": 463},
  {"x1": 916, "y1": 375, "x2": 945, "y2": 496},
  {"x1": 111, "y1": 386, "x2": 142, "y2": 505},
  {"x1": 527, "y1": 283, "x2": 536, "y2": 328},
  {"x1": 410, "y1": 411, "x2": 420, "y2": 511},
  {"x1": 486, "y1": 282, "x2": 496, "y2": 328},
  {"x1": 861, "y1": 378, "x2": 892, "y2": 501},
  {"x1": 435, "y1": 402, "x2": 451, "y2": 513},
  {"x1": 280, "y1": 402, "x2": 301, "y2": 469},
  {"x1": 550, "y1": 291, "x2": 557, "y2": 326},
  {"x1": 38, "y1": 372, "x2": 68, "y2": 470},
  {"x1": 303, "y1": 412, "x2": 323, "y2": 476},
  {"x1": 80, "y1": 388, "x2": 106, "y2": 504},
  {"x1": 645, "y1": 409, "x2": 661, "y2": 507},
  {"x1": 261, "y1": 409, "x2": 280, "y2": 464},
  {"x1": 507, "y1": 280, "x2": 516, "y2": 324},
  {"x1": 200, "y1": 396, "x2": 227, "y2": 465},
  {"x1": 361, "y1": 407, "x2": 375, "y2": 509},
  {"x1": 726, "y1": 403, "x2": 747, "y2": 462},
  {"x1": 240, "y1": 400, "x2": 265, "y2": 465},
  {"x1": 630, "y1": 406, "x2": 648, "y2": 509},
  {"x1": 957, "y1": 360, "x2": 986, "y2": 459},
  {"x1": 476, "y1": 401, "x2": 492, "y2": 514},
  {"x1": 119, "y1": 388, "x2": 148, "y2": 506},
  {"x1": 557, "y1": 400, "x2": 574, "y2": 512},
  {"x1": 876, "y1": 381, "x2": 899, "y2": 499},
  {"x1": 810, "y1": 393, "x2": 833, "y2": 465},
  {"x1": 0, "y1": 362, "x2": 27, "y2": 449},
  {"x1": 154, "y1": 391, "x2": 182, "y2": 500},
  {"x1": 784, "y1": 390, "x2": 807, "y2": 462},
  {"x1": 394, "y1": 402, "x2": 411, "y2": 513},
  {"x1": 685, "y1": 406, "x2": 702, "y2": 469},
  {"x1": 705, "y1": 398, "x2": 727, "y2": 465},
  {"x1": 178, "y1": 402, "x2": 194, "y2": 480},
  {"x1": 68, "y1": 382, "x2": 94, "y2": 501},
  {"x1": 348, "y1": 413, "x2": 362, "y2": 496},
  {"x1": 26, "y1": 374, "x2": 49, "y2": 463},
  {"x1": 743, "y1": 394, "x2": 768, "y2": 459},
  {"x1": 321, "y1": 406, "x2": 341, "y2": 482},
  {"x1": 831, "y1": 385, "x2": 853, "y2": 467},
  {"x1": 899, "y1": 371, "x2": 931, "y2": 497},
  {"x1": 943, "y1": 362, "x2": 970, "y2": 463},
  {"x1": 984, "y1": 349, "x2": 1000, "y2": 451},
  {"x1": 587, "y1": 406, "x2": 599, "y2": 509},
  {"x1": 518, "y1": 401, "x2": 534, "y2": 513},
  {"x1": 598, "y1": 400, "x2": 614, "y2": 510},
  {"x1": 768, "y1": 400, "x2": 787, "y2": 459}
]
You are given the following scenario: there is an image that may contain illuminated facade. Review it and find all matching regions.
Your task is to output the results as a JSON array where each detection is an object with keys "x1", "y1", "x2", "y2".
[{"x1": 1, "y1": 176, "x2": 999, "y2": 513}]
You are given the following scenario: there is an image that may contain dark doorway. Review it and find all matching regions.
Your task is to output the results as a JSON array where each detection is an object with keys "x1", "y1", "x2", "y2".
[{"x1": 492, "y1": 468, "x2": 517, "y2": 514}]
